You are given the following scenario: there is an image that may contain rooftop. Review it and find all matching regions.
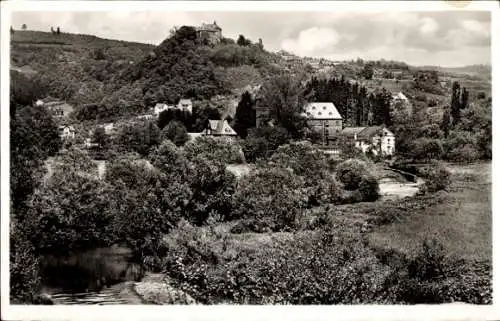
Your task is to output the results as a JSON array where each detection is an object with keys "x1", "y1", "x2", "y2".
[{"x1": 304, "y1": 102, "x2": 342, "y2": 120}]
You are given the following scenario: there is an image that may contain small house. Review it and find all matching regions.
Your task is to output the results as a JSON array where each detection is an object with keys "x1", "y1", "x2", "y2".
[
  {"x1": 177, "y1": 99, "x2": 193, "y2": 114},
  {"x1": 154, "y1": 103, "x2": 171, "y2": 116},
  {"x1": 58, "y1": 125, "x2": 75, "y2": 140},
  {"x1": 342, "y1": 126, "x2": 395, "y2": 157},
  {"x1": 202, "y1": 120, "x2": 237, "y2": 137}
]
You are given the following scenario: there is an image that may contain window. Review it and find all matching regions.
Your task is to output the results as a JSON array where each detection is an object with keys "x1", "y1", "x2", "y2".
[
  {"x1": 329, "y1": 112, "x2": 332, "y2": 116},
  {"x1": 312, "y1": 106, "x2": 316, "y2": 110},
  {"x1": 318, "y1": 112, "x2": 322, "y2": 116},
  {"x1": 323, "y1": 106, "x2": 327, "y2": 110}
]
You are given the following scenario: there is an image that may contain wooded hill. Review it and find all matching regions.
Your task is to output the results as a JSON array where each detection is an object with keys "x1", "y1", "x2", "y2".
[{"x1": 10, "y1": 28, "x2": 491, "y2": 124}]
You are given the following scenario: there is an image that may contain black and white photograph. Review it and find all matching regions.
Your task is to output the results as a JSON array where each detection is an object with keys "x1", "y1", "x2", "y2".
[{"x1": 1, "y1": 1, "x2": 498, "y2": 320}]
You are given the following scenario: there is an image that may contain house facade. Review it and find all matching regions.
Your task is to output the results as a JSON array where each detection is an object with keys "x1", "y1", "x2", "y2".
[
  {"x1": 59, "y1": 125, "x2": 75, "y2": 140},
  {"x1": 202, "y1": 119, "x2": 237, "y2": 137},
  {"x1": 177, "y1": 99, "x2": 193, "y2": 113},
  {"x1": 154, "y1": 99, "x2": 193, "y2": 116},
  {"x1": 304, "y1": 102, "x2": 343, "y2": 145},
  {"x1": 391, "y1": 92, "x2": 412, "y2": 114},
  {"x1": 342, "y1": 126, "x2": 395, "y2": 156},
  {"x1": 196, "y1": 21, "x2": 222, "y2": 45}
]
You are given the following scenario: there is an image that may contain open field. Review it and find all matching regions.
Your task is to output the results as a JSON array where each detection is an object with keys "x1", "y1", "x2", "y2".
[{"x1": 369, "y1": 162, "x2": 491, "y2": 262}]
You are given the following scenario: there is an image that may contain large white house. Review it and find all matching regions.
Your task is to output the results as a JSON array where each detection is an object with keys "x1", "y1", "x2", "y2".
[
  {"x1": 304, "y1": 102, "x2": 343, "y2": 145},
  {"x1": 342, "y1": 126, "x2": 395, "y2": 156}
]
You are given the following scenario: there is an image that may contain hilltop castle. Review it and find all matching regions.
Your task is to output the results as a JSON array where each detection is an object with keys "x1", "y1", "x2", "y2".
[{"x1": 196, "y1": 21, "x2": 222, "y2": 45}]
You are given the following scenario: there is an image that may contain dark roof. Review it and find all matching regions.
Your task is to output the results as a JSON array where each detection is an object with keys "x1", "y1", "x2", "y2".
[
  {"x1": 356, "y1": 126, "x2": 394, "y2": 139},
  {"x1": 341, "y1": 127, "x2": 367, "y2": 136}
]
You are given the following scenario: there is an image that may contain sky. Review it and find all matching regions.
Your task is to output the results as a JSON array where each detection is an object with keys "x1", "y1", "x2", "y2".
[{"x1": 11, "y1": 10, "x2": 491, "y2": 67}]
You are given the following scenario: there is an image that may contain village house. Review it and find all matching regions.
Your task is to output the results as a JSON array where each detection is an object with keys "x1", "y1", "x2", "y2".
[
  {"x1": 342, "y1": 126, "x2": 395, "y2": 157},
  {"x1": 154, "y1": 99, "x2": 193, "y2": 116},
  {"x1": 304, "y1": 102, "x2": 343, "y2": 145},
  {"x1": 177, "y1": 99, "x2": 193, "y2": 114},
  {"x1": 202, "y1": 119, "x2": 237, "y2": 137},
  {"x1": 196, "y1": 21, "x2": 222, "y2": 45},
  {"x1": 154, "y1": 103, "x2": 171, "y2": 116},
  {"x1": 391, "y1": 91, "x2": 412, "y2": 113},
  {"x1": 137, "y1": 114, "x2": 154, "y2": 120},
  {"x1": 58, "y1": 125, "x2": 75, "y2": 140}
]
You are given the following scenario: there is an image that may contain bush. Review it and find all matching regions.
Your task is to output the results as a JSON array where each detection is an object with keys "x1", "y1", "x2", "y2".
[
  {"x1": 116, "y1": 120, "x2": 161, "y2": 156},
  {"x1": 410, "y1": 138, "x2": 444, "y2": 161},
  {"x1": 418, "y1": 161, "x2": 451, "y2": 194},
  {"x1": 335, "y1": 159, "x2": 369, "y2": 190},
  {"x1": 149, "y1": 140, "x2": 190, "y2": 178},
  {"x1": 408, "y1": 238, "x2": 447, "y2": 281},
  {"x1": 231, "y1": 167, "x2": 309, "y2": 231},
  {"x1": 446, "y1": 144, "x2": 481, "y2": 163},
  {"x1": 163, "y1": 228, "x2": 391, "y2": 304},
  {"x1": 161, "y1": 120, "x2": 189, "y2": 147},
  {"x1": 185, "y1": 155, "x2": 237, "y2": 225},
  {"x1": 25, "y1": 170, "x2": 118, "y2": 254},
  {"x1": 10, "y1": 222, "x2": 42, "y2": 303},
  {"x1": 334, "y1": 159, "x2": 380, "y2": 202},
  {"x1": 184, "y1": 136, "x2": 245, "y2": 164},
  {"x1": 242, "y1": 126, "x2": 291, "y2": 162}
]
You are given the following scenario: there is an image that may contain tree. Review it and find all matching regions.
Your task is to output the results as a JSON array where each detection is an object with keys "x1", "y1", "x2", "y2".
[
  {"x1": 22, "y1": 24, "x2": 27, "y2": 30},
  {"x1": 361, "y1": 63, "x2": 374, "y2": 80},
  {"x1": 185, "y1": 155, "x2": 237, "y2": 225},
  {"x1": 450, "y1": 81, "x2": 461, "y2": 127},
  {"x1": 11, "y1": 105, "x2": 62, "y2": 213},
  {"x1": 440, "y1": 109, "x2": 451, "y2": 138},
  {"x1": 116, "y1": 120, "x2": 161, "y2": 156},
  {"x1": 260, "y1": 74, "x2": 308, "y2": 138},
  {"x1": 460, "y1": 87, "x2": 469, "y2": 110},
  {"x1": 230, "y1": 167, "x2": 309, "y2": 231},
  {"x1": 92, "y1": 126, "x2": 109, "y2": 152},
  {"x1": 56, "y1": 27, "x2": 60, "y2": 34},
  {"x1": 233, "y1": 91, "x2": 256, "y2": 138},
  {"x1": 23, "y1": 169, "x2": 117, "y2": 255},
  {"x1": 242, "y1": 126, "x2": 291, "y2": 162},
  {"x1": 161, "y1": 120, "x2": 189, "y2": 146},
  {"x1": 11, "y1": 26, "x2": 15, "y2": 34},
  {"x1": 237, "y1": 35, "x2": 252, "y2": 46}
]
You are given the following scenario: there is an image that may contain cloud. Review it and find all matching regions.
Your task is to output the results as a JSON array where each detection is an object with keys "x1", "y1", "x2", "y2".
[
  {"x1": 419, "y1": 17, "x2": 439, "y2": 34},
  {"x1": 281, "y1": 27, "x2": 341, "y2": 56},
  {"x1": 462, "y1": 19, "x2": 489, "y2": 37}
]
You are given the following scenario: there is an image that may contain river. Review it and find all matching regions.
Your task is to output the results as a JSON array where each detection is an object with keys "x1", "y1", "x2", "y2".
[{"x1": 41, "y1": 245, "x2": 146, "y2": 304}]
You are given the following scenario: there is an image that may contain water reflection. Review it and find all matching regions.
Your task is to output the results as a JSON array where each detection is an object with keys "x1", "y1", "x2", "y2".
[{"x1": 41, "y1": 246, "x2": 144, "y2": 293}]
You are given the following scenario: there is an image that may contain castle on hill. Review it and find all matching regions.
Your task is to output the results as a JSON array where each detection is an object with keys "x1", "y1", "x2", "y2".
[{"x1": 196, "y1": 21, "x2": 222, "y2": 45}]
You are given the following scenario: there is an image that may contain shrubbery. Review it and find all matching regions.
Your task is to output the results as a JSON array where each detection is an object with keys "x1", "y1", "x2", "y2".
[
  {"x1": 335, "y1": 159, "x2": 380, "y2": 202},
  {"x1": 418, "y1": 162, "x2": 451, "y2": 194},
  {"x1": 242, "y1": 126, "x2": 291, "y2": 162},
  {"x1": 184, "y1": 136, "x2": 245, "y2": 165},
  {"x1": 231, "y1": 167, "x2": 309, "y2": 231},
  {"x1": 161, "y1": 120, "x2": 189, "y2": 147}
]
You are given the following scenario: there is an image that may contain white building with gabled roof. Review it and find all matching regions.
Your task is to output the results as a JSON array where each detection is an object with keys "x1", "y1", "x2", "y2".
[{"x1": 304, "y1": 102, "x2": 343, "y2": 145}]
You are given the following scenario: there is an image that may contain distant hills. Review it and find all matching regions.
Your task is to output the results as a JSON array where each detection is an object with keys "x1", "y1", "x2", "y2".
[{"x1": 10, "y1": 28, "x2": 491, "y2": 123}]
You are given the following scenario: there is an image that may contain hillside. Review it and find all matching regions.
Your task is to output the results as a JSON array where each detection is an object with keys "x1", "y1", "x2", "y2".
[
  {"x1": 10, "y1": 28, "x2": 280, "y2": 120},
  {"x1": 10, "y1": 28, "x2": 491, "y2": 124}
]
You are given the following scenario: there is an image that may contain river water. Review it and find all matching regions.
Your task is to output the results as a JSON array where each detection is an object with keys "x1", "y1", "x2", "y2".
[{"x1": 41, "y1": 246, "x2": 145, "y2": 304}]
